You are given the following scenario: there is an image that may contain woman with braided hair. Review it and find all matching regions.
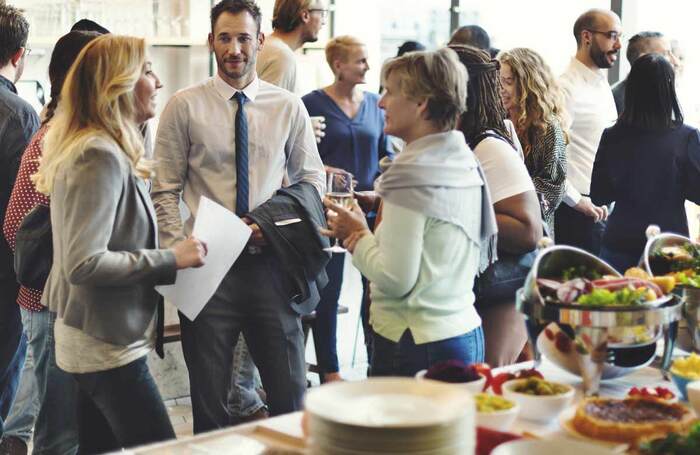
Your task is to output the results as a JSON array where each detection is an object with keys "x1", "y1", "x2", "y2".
[{"x1": 450, "y1": 44, "x2": 543, "y2": 366}]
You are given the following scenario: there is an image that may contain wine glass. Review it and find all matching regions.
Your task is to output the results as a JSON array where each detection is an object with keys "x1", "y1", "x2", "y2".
[{"x1": 325, "y1": 171, "x2": 353, "y2": 253}]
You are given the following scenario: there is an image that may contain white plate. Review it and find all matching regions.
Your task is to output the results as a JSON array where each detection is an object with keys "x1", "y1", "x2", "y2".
[
  {"x1": 492, "y1": 439, "x2": 619, "y2": 455},
  {"x1": 305, "y1": 377, "x2": 474, "y2": 428}
]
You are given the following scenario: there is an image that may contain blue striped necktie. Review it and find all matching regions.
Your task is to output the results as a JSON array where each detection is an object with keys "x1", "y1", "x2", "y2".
[{"x1": 233, "y1": 91, "x2": 249, "y2": 216}]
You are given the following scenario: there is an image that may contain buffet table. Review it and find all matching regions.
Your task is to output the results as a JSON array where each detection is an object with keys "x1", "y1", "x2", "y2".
[{"x1": 123, "y1": 354, "x2": 691, "y2": 454}]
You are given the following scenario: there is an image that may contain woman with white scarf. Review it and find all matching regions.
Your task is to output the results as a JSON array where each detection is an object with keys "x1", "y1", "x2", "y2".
[{"x1": 322, "y1": 48, "x2": 497, "y2": 376}]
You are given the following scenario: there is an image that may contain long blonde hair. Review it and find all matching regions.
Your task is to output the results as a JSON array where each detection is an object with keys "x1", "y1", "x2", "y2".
[
  {"x1": 34, "y1": 34, "x2": 150, "y2": 195},
  {"x1": 498, "y1": 48, "x2": 568, "y2": 155}
]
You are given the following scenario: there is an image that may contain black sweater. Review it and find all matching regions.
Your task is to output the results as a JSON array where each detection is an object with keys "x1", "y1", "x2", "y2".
[{"x1": 591, "y1": 123, "x2": 700, "y2": 254}]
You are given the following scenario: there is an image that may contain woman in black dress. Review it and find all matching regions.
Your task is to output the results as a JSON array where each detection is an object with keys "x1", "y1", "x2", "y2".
[{"x1": 591, "y1": 53, "x2": 700, "y2": 271}]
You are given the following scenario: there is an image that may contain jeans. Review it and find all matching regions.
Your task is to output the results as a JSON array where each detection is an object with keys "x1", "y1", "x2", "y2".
[
  {"x1": 554, "y1": 202, "x2": 607, "y2": 255},
  {"x1": 0, "y1": 280, "x2": 24, "y2": 438},
  {"x1": 2, "y1": 324, "x2": 37, "y2": 445},
  {"x1": 370, "y1": 327, "x2": 485, "y2": 377},
  {"x1": 4, "y1": 309, "x2": 78, "y2": 454},
  {"x1": 600, "y1": 246, "x2": 641, "y2": 273},
  {"x1": 226, "y1": 335, "x2": 264, "y2": 422},
  {"x1": 180, "y1": 251, "x2": 306, "y2": 434},
  {"x1": 73, "y1": 356, "x2": 174, "y2": 454}
]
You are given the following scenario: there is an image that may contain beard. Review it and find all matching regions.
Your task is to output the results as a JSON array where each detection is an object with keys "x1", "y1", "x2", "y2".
[
  {"x1": 302, "y1": 27, "x2": 319, "y2": 44},
  {"x1": 590, "y1": 40, "x2": 617, "y2": 69},
  {"x1": 216, "y1": 52, "x2": 257, "y2": 81}
]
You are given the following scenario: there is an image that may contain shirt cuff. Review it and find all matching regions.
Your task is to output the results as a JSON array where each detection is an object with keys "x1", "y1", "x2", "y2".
[{"x1": 563, "y1": 181, "x2": 582, "y2": 207}]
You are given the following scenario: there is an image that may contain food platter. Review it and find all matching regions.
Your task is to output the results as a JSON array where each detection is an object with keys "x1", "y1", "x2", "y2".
[
  {"x1": 518, "y1": 244, "x2": 684, "y2": 395},
  {"x1": 642, "y1": 229, "x2": 700, "y2": 352}
]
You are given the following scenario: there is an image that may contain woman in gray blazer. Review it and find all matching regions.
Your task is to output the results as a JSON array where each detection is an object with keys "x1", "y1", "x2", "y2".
[{"x1": 33, "y1": 35, "x2": 206, "y2": 452}]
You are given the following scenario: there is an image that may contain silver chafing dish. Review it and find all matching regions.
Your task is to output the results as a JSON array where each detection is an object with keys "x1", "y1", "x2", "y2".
[
  {"x1": 517, "y1": 243, "x2": 683, "y2": 396},
  {"x1": 642, "y1": 226, "x2": 700, "y2": 352}
]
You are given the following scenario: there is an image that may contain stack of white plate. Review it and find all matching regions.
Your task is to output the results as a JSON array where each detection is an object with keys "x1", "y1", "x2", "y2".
[{"x1": 304, "y1": 378, "x2": 475, "y2": 455}]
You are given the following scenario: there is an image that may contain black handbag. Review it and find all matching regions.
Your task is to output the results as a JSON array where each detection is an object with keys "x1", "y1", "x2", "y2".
[
  {"x1": 469, "y1": 130, "x2": 544, "y2": 304},
  {"x1": 14, "y1": 204, "x2": 52, "y2": 290},
  {"x1": 474, "y1": 249, "x2": 537, "y2": 303}
]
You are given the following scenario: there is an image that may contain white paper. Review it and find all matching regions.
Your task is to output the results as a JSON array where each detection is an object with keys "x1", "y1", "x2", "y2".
[{"x1": 156, "y1": 196, "x2": 252, "y2": 321}]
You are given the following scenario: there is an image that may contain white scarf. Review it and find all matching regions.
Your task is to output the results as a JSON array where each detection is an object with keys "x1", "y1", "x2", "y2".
[{"x1": 375, "y1": 131, "x2": 498, "y2": 273}]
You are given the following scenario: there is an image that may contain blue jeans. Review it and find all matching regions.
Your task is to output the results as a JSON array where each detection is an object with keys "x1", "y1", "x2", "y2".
[
  {"x1": 0, "y1": 280, "x2": 25, "y2": 438},
  {"x1": 226, "y1": 335, "x2": 264, "y2": 421},
  {"x1": 600, "y1": 246, "x2": 641, "y2": 274},
  {"x1": 370, "y1": 327, "x2": 485, "y2": 377},
  {"x1": 73, "y1": 356, "x2": 174, "y2": 454},
  {"x1": 4, "y1": 309, "x2": 78, "y2": 454}
]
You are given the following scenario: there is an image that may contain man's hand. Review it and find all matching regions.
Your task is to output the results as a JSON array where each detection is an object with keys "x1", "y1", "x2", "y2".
[
  {"x1": 242, "y1": 216, "x2": 267, "y2": 246},
  {"x1": 310, "y1": 116, "x2": 326, "y2": 143},
  {"x1": 574, "y1": 196, "x2": 608, "y2": 222}
]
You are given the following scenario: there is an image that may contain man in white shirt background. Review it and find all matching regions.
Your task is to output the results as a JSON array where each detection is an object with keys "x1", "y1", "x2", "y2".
[
  {"x1": 555, "y1": 8, "x2": 621, "y2": 254},
  {"x1": 151, "y1": 0, "x2": 325, "y2": 433}
]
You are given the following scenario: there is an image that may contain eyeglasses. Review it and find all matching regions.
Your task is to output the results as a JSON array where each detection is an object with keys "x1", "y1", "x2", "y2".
[
  {"x1": 308, "y1": 8, "x2": 329, "y2": 18},
  {"x1": 23, "y1": 47, "x2": 32, "y2": 57},
  {"x1": 586, "y1": 29, "x2": 622, "y2": 41}
]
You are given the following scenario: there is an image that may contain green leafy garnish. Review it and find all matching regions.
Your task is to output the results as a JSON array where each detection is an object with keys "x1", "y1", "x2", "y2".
[
  {"x1": 675, "y1": 271, "x2": 700, "y2": 288},
  {"x1": 640, "y1": 421, "x2": 700, "y2": 454},
  {"x1": 561, "y1": 266, "x2": 602, "y2": 281},
  {"x1": 576, "y1": 287, "x2": 649, "y2": 306}
]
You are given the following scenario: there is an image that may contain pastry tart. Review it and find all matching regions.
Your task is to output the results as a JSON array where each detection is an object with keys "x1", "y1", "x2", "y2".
[{"x1": 571, "y1": 397, "x2": 696, "y2": 444}]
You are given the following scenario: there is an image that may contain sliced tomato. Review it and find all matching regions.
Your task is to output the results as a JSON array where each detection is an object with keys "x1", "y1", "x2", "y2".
[
  {"x1": 490, "y1": 372, "x2": 515, "y2": 395},
  {"x1": 472, "y1": 363, "x2": 493, "y2": 390}
]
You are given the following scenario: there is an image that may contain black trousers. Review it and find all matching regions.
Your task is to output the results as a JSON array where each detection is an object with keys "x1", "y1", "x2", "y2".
[{"x1": 554, "y1": 202, "x2": 607, "y2": 255}]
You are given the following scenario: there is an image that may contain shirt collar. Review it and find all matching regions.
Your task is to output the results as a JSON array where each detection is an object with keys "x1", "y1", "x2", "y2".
[
  {"x1": 569, "y1": 57, "x2": 607, "y2": 85},
  {"x1": 213, "y1": 73, "x2": 260, "y2": 102},
  {"x1": 0, "y1": 74, "x2": 17, "y2": 94}
]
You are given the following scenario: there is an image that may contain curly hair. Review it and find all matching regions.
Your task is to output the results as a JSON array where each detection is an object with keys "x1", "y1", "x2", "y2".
[
  {"x1": 498, "y1": 48, "x2": 568, "y2": 155},
  {"x1": 448, "y1": 44, "x2": 513, "y2": 149}
]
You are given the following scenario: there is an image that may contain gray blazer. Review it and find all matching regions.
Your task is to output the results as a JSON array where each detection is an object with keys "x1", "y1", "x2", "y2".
[{"x1": 42, "y1": 139, "x2": 177, "y2": 345}]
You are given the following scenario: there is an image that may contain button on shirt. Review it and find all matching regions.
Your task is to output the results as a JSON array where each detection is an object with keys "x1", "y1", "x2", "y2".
[
  {"x1": 559, "y1": 57, "x2": 617, "y2": 206},
  {"x1": 151, "y1": 75, "x2": 325, "y2": 247}
]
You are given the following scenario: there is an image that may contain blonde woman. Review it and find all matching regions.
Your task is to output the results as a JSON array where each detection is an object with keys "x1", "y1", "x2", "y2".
[
  {"x1": 34, "y1": 35, "x2": 206, "y2": 452},
  {"x1": 322, "y1": 48, "x2": 497, "y2": 376},
  {"x1": 302, "y1": 35, "x2": 391, "y2": 382},
  {"x1": 498, "y1": 48, "x2": 568, "y2": 236}
]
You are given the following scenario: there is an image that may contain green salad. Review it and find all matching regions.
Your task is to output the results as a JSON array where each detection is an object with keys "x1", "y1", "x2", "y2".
[
  {"x1": 674, "y1": 271, "x2": 700, "y2": 288},
  {"x1": 576, "y1": 287, "x2": 651, "y2": 307},
  {"x1": 641, "y1": 421, "x2": 700, "y2": 455}
]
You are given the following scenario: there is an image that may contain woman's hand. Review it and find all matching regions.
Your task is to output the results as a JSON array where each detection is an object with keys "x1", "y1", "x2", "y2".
[
  {"x1": 172, "y1": 236, "x2": 207, "y2": 269},
  {"x1": 320, "y1": 197, "x2": 370, "y2": 246},
  {"x1": 354, "y1": 191, "x2": 381, "y2": 213}
]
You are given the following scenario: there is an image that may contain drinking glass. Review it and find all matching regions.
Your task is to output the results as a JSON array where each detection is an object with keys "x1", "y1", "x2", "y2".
[{"x1": 325, "y1": 171, "x2": 353, "y2": 253}]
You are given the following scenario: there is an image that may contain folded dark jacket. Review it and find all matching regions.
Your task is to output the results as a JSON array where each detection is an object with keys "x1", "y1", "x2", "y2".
[{"x1": 248, "y1": 182, "x2": 331, "y2": 315}]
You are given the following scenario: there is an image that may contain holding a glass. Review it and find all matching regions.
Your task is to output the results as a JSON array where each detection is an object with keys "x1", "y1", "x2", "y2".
[{"x1": 324, "y1": 171, "x2": 355, "y2": 252}]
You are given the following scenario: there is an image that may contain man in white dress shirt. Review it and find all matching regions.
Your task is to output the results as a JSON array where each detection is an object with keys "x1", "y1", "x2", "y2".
[
  {"x1": 151, "y1": 0, "x2": 325, "y2": 433},
  {"x1": 555, "y1": 8, "x2": 621, "y2": 254}
]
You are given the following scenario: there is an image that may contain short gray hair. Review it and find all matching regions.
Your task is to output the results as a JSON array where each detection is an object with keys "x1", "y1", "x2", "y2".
[{"x1": 381, "y1": 47, "x2": 468, "y2": 131}]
